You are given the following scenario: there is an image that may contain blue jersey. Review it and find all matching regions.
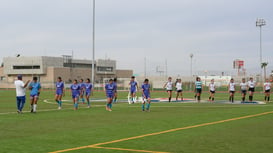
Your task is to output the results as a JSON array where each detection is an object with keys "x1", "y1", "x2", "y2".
[
  {"x1": 85, "y1": 83, "x2": 93, "y2": 93},
  {"x1": 142, "y1": 83, "x2": 150, "y2": 98},
  {"x1": 113, "y1": 82, "x2": 117, "y2": 92},
  {"x1": 105, "y1": 83, "x2": 116, "y2": 98},
  {"x1": 29, "y1": 82, "x2": 41, "y2": 96},
  {"x1": 130, "y1": 81, "x2": 138, "y2": 92},
  {"x1": 80, "y1": 83, "x2": 85, "y2": 91},
  {"x1": 70, "y1": 84, "x2": 80, "y2": 97},
  {"x1": 56, "y1": 81, "x2": 64, "y2": 95}
]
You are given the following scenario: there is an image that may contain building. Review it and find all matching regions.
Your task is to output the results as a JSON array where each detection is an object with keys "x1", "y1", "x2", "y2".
[{"x1": 0, "y1": 56, "x2": 133, "y2": 88}]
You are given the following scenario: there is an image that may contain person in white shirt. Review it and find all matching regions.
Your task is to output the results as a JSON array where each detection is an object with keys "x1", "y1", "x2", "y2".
[
  {"x1": 228, "y1": 78, "x2": 236, "y2": 103},
  {"x1": 14, "y1": 75, "x2": 30, "y2": 114},
  {"x1": 263, "y1": 78, "x2": 271, "y2": 103},
  {"x1": 163, "y1": 77, "x2": 173, "y2": 102},
  {"x1": 240, "y1": 78, "x2": 248, "y2": 102},
  {"x1": 175, "y1": 78, "x2": 183, "y2": 101},
  {"x1": 208, "y1": 79, "x2": 216, "y2": 102},
  {"x1": 247, "y1": 77, "x2": 256, "y2": 102}
]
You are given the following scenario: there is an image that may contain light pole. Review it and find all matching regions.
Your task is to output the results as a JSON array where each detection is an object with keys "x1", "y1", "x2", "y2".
[
  {"x1": 91, "y1": 0, "x2": 96, "y2": 85},
  {"x1": 256, "y1": 18, "x2": 266, "y2": 82},
  {"x1": 190, "y1": 53, "x2": 193, "y2": 91}
]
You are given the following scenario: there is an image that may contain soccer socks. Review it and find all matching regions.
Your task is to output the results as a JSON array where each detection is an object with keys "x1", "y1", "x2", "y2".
[
  {"x1": 249, "y1": 96, "x2": 253, "y2": 101},
  {"x1": 33, "y1": 104, "x2": 37, "y2": 112},
  {"x1": 169, "y1": 97, "x2": 171, "y2": 102},
  {"x1": 197, "y1": 96, "x2": 200, "y2": 101},
  {"x1": 109, "y1": 103, "x2": 113, "y2": 109},
  {"x1": 74, "y1": 103, "x2": 78, "y2": 109},
  {"x1": 59, "y1": 101, "x2": 62, "y2": 107},
  {"x1": 142, "y1": 104, "x2": 145, "y2": 111},
  {"x1": 212, "y1": 97, "x2": 214, "y2": 101},
  {"x1": 209, "y1": 96, "x2": 211, "y2": 100},
  {"x1": 146, "y1": 103, "x2": 150, "y2": 110}
]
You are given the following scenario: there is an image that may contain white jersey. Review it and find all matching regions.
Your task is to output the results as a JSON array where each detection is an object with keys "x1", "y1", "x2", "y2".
[
  {"x1": 229, "y1": 82, "x2": 236, "y2": 91},
  {"x1": 248, "y1": 81, "x2": 256, "y2": 88},
  {"x1": 264, "y1": 82, "x2": 271, "y2": 90},
  {"x1": 209, "y1": 83, "x2": 216, "y2": 91},
  {"x1": 240, "y1": 82, "x2": 248, "y2": 90},
  {"x1": 176, "y1": 82, "x2": 182, "y2": 91},
  {"x1": 14, "y1": 80, "x2": 26, "y2": 97},
  {"x1": 165, "y1": 81, "x2": 173, "y2": 90}
]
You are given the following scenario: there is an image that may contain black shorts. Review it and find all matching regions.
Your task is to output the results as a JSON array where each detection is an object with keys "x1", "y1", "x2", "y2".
[
  {"x1": 249, "y1": 88, "x2": 255, "y2": 92},
  {"x1": 265, "y1": 89, "x2": 271, "y2": 93},
  {"x1": 167, "y1": 90, "x2": 172, "y2": 92},
  {"x1": 241, "y1": 90, "x2": 247, "y2": 95},
  {"x1": 229, "y1": 91, "x2": 235, "y2": 94},
  {"x1": 196, "y1": 89, "x2": 202, "y2": 94},
  {"x1": 210, "y1": 90, "x2": 215, "y2": 94},
  {"x1": 177, "y1": 90, "x2": 182, "y2": 93}
]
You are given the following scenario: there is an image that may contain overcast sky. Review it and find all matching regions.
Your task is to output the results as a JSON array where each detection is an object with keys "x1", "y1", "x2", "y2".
[{"x1": 0, "y1": 0, "x2": 272, "y2": 77}]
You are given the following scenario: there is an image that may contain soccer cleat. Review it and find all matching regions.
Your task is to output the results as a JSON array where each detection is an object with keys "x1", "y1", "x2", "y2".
[{"x1": 58, "y1": 107, "x2": 62, "y2": 110}]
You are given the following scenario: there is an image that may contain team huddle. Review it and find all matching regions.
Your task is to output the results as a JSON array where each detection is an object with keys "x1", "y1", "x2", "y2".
[{"x1": 14, "y1": 75, "x2": 272, "y2": 114}]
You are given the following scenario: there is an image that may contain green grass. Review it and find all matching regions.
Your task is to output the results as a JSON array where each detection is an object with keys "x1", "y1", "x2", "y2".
[{"x1": 0, "y1": 89, "x2": 273, "y2": 153}]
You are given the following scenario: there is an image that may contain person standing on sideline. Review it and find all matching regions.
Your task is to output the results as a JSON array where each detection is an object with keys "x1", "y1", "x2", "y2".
[
  {"x1": 70, "y1": 79, "x2": 80, "y2": 110},
  {"x1": 228, "y1": 78, "x2": 236, "y2": 103},
  {"x1": 208, "y1": 79, "x2": 216, "y2": 102},
  {"x1": 29, "y1": 77, "x2": 41, "y2": 113},
  {"x1": 129, "y1": 76, "x2": 138, "y2": 104},
  {"x1": 247, "y1": 77, "x2": 256, "y2": 102},
  {"x1": 14, "y1": 75, "x2": 30, "y2": 114},
  {"x1": 263, "y1": 78, "x2": 271, "y2": 103},
  {"x1": 113, "y1": 78, "x2": 118, "y2": 103},
  {"x1": 163, "y1": 77, "x2": 174, "y2": 102},
  {"x1": 240, "y1": 78, "x2": 248, "y2": 102},
  {"x1": 55, "y1": 77, "x2": 65, "y2": 110},
  {"x1": 194, "y1": 77, "x2": 203, "y2": 103},
  {"x1": 85, "y1": 78, "x2": 93, "y2": 108},
  {"x1": 175, "y1": 78, "x2": 183, "y2": 101},
  {"x1": 141, "y1": 79, "x2": 151, "y2": 112},
  {"x1": 105, "y1": 79, "x2": 116, "y2": 111}
]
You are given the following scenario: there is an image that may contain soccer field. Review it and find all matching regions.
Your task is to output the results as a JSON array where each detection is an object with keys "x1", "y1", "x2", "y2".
[{"x1": 1, "y1": 89, "x2": 273, "y2": 153}]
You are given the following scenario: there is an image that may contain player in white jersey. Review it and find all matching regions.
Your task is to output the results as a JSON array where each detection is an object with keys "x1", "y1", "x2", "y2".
[
  {"x1": 247, "y1": 77, "x2": 256, "y2": 102},
  {"x1": 163, "y1": 77, "x2": 174, "y2": 102},
  {"x1": 228, "y1": 78, "x2": 236, "y2": 103},
  {"x1": 208, "y1": 79, "x2": 216, "y2": 102},
  {"x1": 240, "y1": 78, "x2": 248, "y2": 102},
  {"x1": 175, "y1": 78, "x2": 183, "y2": 101},
  {"x1": 263, "y1": 78, "x2": 271, "y2": 103}
]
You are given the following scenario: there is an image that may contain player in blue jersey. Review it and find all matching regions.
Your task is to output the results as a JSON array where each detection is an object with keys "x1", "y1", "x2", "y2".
[
  {"x1": 113, "y1": 78, "x2": 118, "y2": 103},
  {"x1": 105, "y1": 79, "x2": 116, "y2": 111},
  {"x1": 141, "y1": 79, "x2": 151, "y2": 112},
  {"x1": 85, "y1": 78, "x2": 93, "y2": 108},
  {"x1": 195, "y1": 77, "x2": 203, "y2": 103},
  {"x1": 28, "y1": 77, "x2": 41, "y2": 113},
  {"x1": 55, "y1": 77, "x2": 65, "y2": 109},
  {"x1": 79, "y1": 79, "x2": 86, "y2": 104},
  {"x1": 70, "y1": 79, "x2": 80, "y2": 110},
  {"x1": 129, "y1": 76, "x2": 138, "y2": 104}
]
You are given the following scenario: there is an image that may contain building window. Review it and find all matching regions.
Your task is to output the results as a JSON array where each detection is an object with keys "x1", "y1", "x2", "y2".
[
  {"x1": 97, "y1": 67, "x2": 113, "y2": 72},
  {"x1": 13, "y1": 65, "x2": 40, "y2": 69}
]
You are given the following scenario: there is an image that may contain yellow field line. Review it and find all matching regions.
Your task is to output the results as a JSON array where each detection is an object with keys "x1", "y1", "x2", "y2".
[
  {"x1": 49, "y1": 111, "x2": 273, "y2": 153},
  {"x1": 92, "y1": 146, "x2": 170, "y2": 153}
]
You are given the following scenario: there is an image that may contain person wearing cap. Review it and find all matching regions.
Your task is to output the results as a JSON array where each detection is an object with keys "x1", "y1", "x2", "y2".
[
  {"x1": 29, "y1": 76, "x2": 41, "y2": 113},
  {"x1": 14, "y1": 75, "x2": 30, "y2": 113}
]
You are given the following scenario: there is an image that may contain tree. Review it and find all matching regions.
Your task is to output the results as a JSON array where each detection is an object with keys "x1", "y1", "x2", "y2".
[{"x1": 261, "y1": 62, "x2": 268, "y2": 82}]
